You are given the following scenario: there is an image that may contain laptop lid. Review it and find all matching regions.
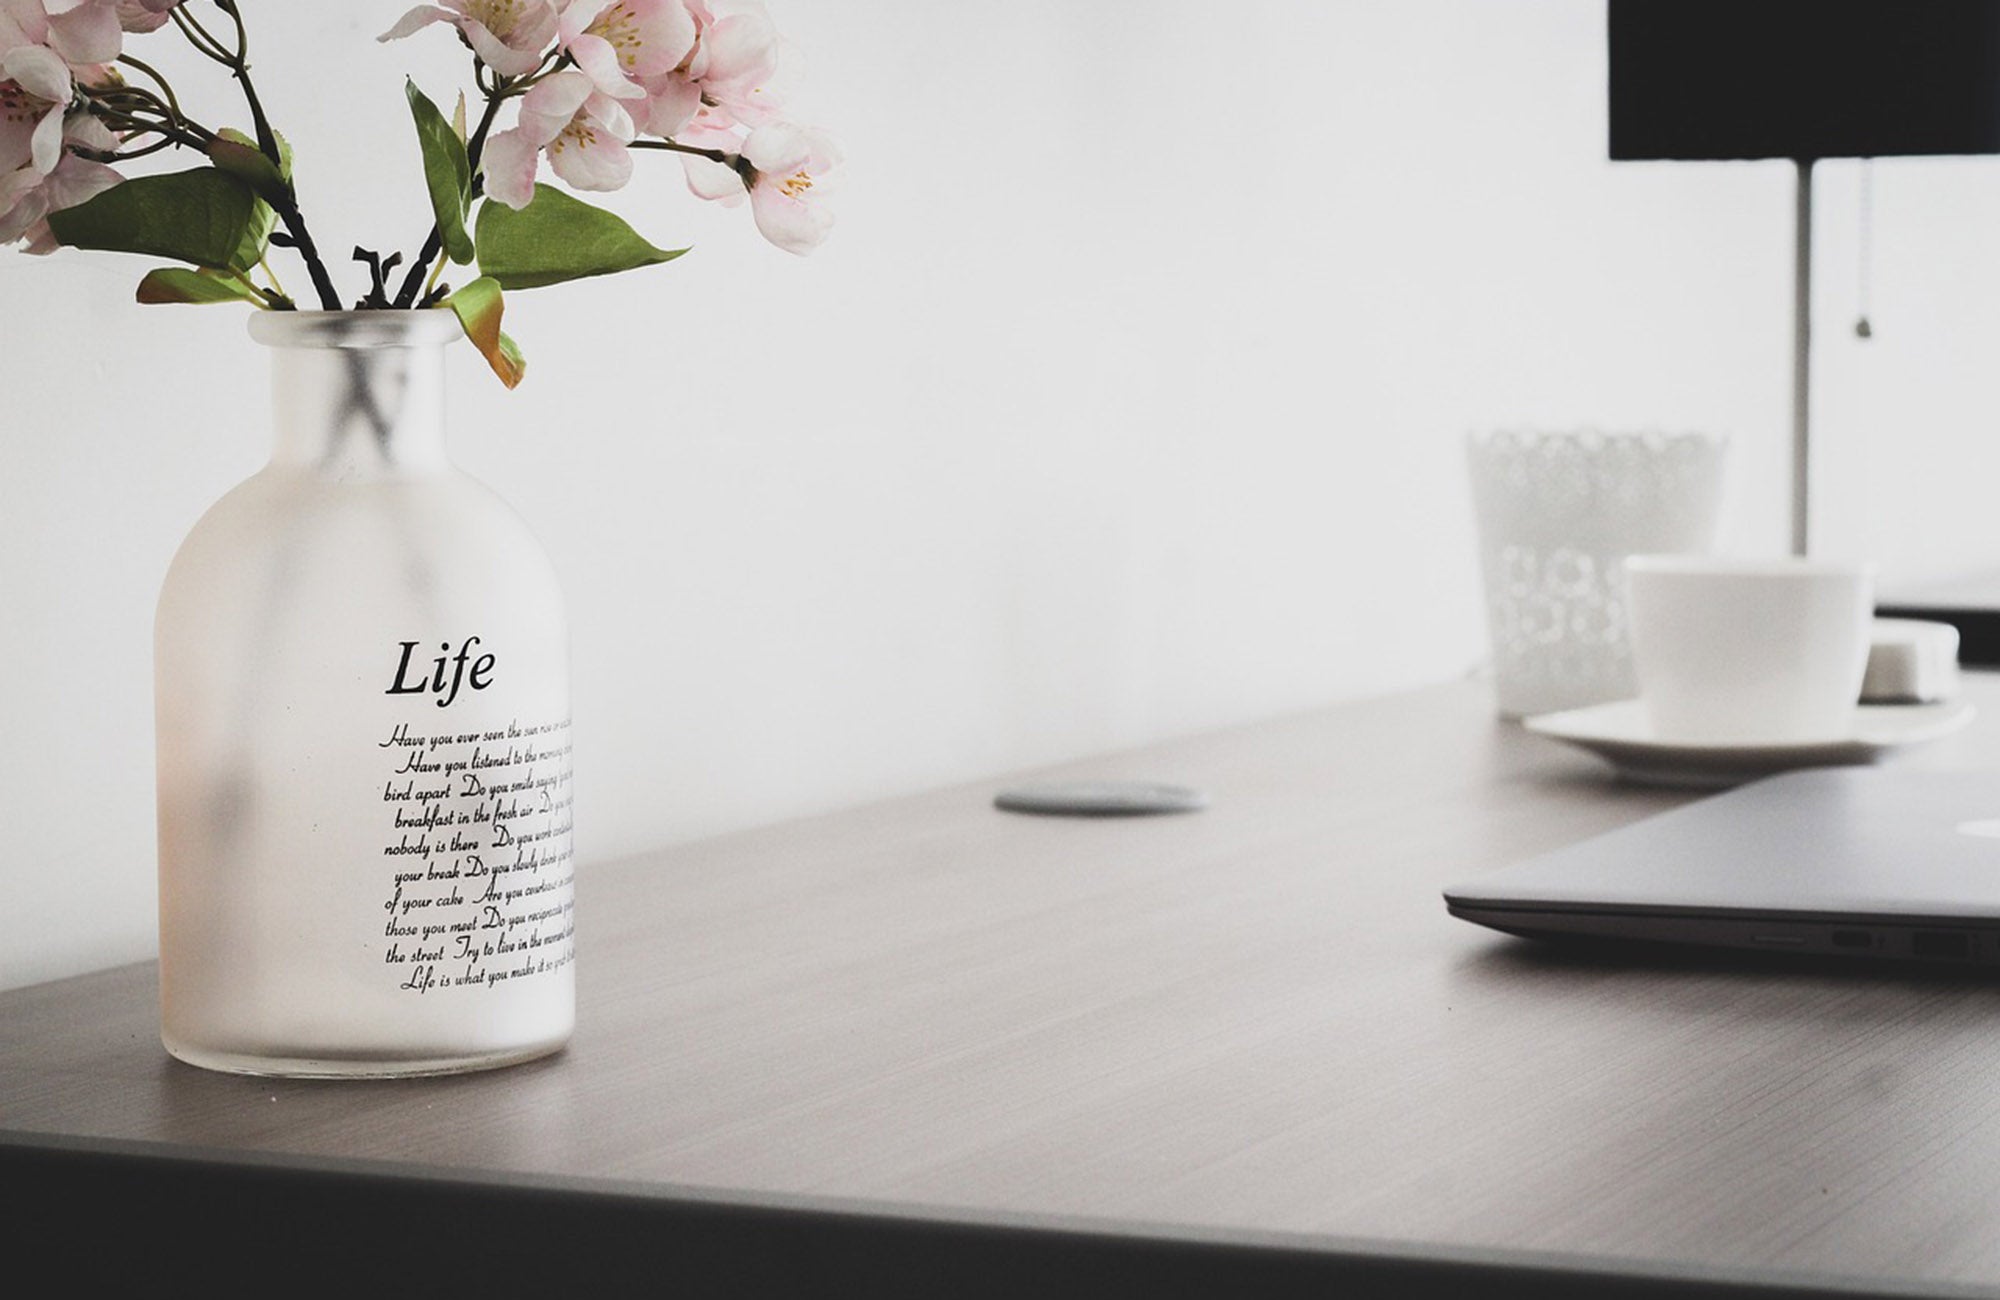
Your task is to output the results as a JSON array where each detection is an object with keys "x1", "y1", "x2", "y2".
[{"x1": 1444, "y1": 768, "x2": 2000, "y2": 965}]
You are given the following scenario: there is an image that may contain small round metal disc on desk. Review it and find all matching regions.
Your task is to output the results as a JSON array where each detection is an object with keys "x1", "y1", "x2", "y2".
[{"x1": 993, "y1": 781, "x2": 1208, "y2": 817}]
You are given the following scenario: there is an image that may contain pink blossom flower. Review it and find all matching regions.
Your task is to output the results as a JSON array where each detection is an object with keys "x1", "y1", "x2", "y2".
[
  {"x1": 0, "y1": 0, "x2": 123, "y2": 68},
  {"x1": 481, "y1": 68, "x2": 634, "y2": 209},
  {"x1": 115, "y1": 1, "x2": 183, "y2": 35},
  {"x1": 740, "y1": 121, "x2": 832, "y2": 254},
  {"x1": 625, "y1": 0, "x2": 777, "y2": 138},
  {"x1": 557, "y1": 0, "x2": 694, "y2": 101},
  {"x1": 684, "y1": 0, "x2": 782, "y2": 127},
  {"x1": 0, "y1": 51, "x2": 73, "y2": 175},
  {"x1": 679, "y1": 117, "x2": 832, "y2": 255},
  {"x1": 0, "y1": 110, "x2": 119, "y2": 252},
  {"x1": 379, "y1": 0, "x2": 560, "y2": 79}
]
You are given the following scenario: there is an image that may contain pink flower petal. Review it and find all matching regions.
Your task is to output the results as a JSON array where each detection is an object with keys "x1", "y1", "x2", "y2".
[
  {"x1": 614, "y1": 0, "x2": 696, "y2": 80},
  {"x1": 680, "y1": 154, "x2": 742, "y2": 203},
  {"x1": 701, "y1": 12, "x2": 777, "y2": 86},
  {"x1": 633, "y1": 72, "x2": 699, "y2": 137},
  {"x1": 492, "y1": 0, "x2": 559, "y2": 48},
  {"x1": 567, "y1": 32, "x2": 644, "y2": 98},
  {"x1": 749, "y1": 181, "x2": 829, "y2": 255},
  {"x1": 742, "y1": 122, "x2": 834, "y2": 255},
  {"x1": 480, "y1": 126, "x2": 540, "y2": 209},
  {"x1": 741, "y1": 120, "x2": 808, "y2": 174},
  {"x1": 41, "y1": 151, "x2": 119, "y2": 208},
  {"x1": 0, "y1": 196, "x2": 51, "y2": 247},
  {"x1": 18, "y1": 218, "x2": 63, "y2": 254},
  {"x1": 0, "y1": 163, "x2": 44, "y2": 241},
  {"x1": 560, "y1": 0, "x2": 608, "y2": 36},
  {"x1": 548, "y1": 130, "x2": 631, "y2": 191},
  {"x1": 47, "y1": 2, "x2": 121, "y2": 65},
  {"x1": 463, "y1": 17, "x2": 547, "y2": 77},
  {"x1": 116, "y1": 0, "x2": 176, "y2": 34},
  {"x1": 517, "y1": 69, "x2": 595, "y2": 141},
  {"x1": 61, "y1": 106, "x2": 114, "y2": 151},
  {"x1": 0, "y1": 0, "x2": 50, "y2": 45},
  {"x1": 581, "y1": 88, "x2": 635, "y2": 140},
  {"x1": 2, "y1": 45, "x2": 71, "y2": 104},
  {"x1": 0, "y1": 92, "x2": 37, "y2": 173},
  {"x1": 378, "y1": 5, "x2": 453, "y2": 41},
  {"x1": 28, "y1": 102, "x2": 62, "y2": 174},
  {"x1": 0, "y1": 148, "x2": 111, "y2": 250}
]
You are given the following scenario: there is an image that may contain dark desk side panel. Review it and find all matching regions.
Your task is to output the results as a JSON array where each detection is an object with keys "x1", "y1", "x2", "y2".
[
  {"x1": 0, "y1": 1135, "x2": 1937, "y2": 1299},
  {"x1": 1876, "y1": 604, "x2": 2000, "y2": 667}
]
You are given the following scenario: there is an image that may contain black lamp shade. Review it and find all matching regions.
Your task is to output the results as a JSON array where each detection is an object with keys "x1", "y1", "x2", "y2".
[{"x1": 1609, "y1": 0, "x2": 2000, "y2": 161}]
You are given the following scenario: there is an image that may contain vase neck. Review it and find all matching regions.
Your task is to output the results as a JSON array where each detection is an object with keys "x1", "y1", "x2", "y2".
[{"x1": 250, "y1": 312, "x2": 461, "y2": 476}]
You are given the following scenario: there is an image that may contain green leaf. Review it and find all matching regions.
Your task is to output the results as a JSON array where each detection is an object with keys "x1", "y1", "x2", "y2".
[
  {"x1": 210, "y1": 129, "x2": 287, "y2": 271},
  {"x1": 214, "y1": 126, "x2": 292, "y2": 175},
  {"x1": 474, "y1": 185, "x2": 685, "y2": 291},
  {"x1": 446, "y1": 277, "x2": 526, "y2": 389},
  {"x1": 493, "y1": 330, "x2": 526, "y2": 384},
  {"x1": 210, "y1": 131, "x2": 283, "y2": 271},
  {"x1": 135, "y1": 267, "x2": 263, "y2": 306},
  {"x1": 46, "y1": 168, "x2": 268, "y2": 273},
  {"x1": 207, "y1": 133, "x2": 288, "y2": 206},
  {"x1": 239, "y1": 196, "x2": 277, "y2": 274},
  {"x1": 407, "y1": 79, "x2": 474, "y2": 265}
]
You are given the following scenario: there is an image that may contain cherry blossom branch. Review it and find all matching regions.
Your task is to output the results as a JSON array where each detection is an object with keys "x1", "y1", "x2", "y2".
[
  {"x1": 168, "y1": 4, "x2": 233, "y2": 64},
  {"x1": 388, "y1": 42, "x2": 583, "y2": 308},
  {"x1": 80, "y1": 86, "x2": 214, "y2": 153},
  {"x1": 175, "y1": 0, "x2": 339, "y2": 309},
  {"x1": 629, "y1": 138, "x2": 733, "y2": 165},
  {"x1": 115, "y1": 54, "x2": 190, "y2": 124},
  {"x1": 71, "y1": 132, "x2": 181, "y2": 163},
  {"x1": 630, "y1": 137, "x2": 756, "y2": 188},
  {"x1": 209, "y1": 2, "x2": 278, "y2": 170}
]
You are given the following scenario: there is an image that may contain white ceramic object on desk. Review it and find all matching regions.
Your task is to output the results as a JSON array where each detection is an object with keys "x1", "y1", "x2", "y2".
[
  {"x1": 1863, "y1": 618, "x2": 1961, "y2": 703},
  {"x1": 1466, "y1": 428, "x2": 1726, "y2": 718},
  {"x1": 1524, "y1": 698, "x2": 1976, "y2": 789},
  {"x1": 1625, "y1": 555, "x2": 1874, "y2": 745}
]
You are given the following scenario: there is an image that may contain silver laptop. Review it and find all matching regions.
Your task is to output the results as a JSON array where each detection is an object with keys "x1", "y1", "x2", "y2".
[{"x1": 1444, "y1": 768, "x2": 2000, "y2": 966}]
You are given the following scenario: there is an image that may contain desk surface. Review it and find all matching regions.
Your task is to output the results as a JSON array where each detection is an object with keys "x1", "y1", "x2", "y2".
[{"x1": 9, "y1": 676, "x2": 2000, "y2": 1296}]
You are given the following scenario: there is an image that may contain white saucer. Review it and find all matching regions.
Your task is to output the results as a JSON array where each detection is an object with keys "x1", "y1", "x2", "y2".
[{"x1": 1523, "y1": 698, "x2": 1978, "y2": 789}]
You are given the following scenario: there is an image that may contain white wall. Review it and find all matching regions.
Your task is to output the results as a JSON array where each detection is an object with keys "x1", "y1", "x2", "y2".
[{"x1": 5, "y1": 1, "x2": 1998, "y2": 991}]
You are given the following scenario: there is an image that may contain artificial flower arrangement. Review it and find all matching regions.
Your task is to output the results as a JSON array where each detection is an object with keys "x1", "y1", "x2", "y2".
[{"x1": 0, "y1": 0, "x2": 834, "y2": 385}]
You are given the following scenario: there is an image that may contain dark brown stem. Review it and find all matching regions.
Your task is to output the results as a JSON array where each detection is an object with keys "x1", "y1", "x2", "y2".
[
  {"x1": 630, "y1": 137, "x2": 757, "y2": 188},
  {"x1": 274, "y1": 195, "x2": 341, "y2": 310},
  {"x1": 195, "y1": 0, "x2": 339, "y2": 308},
  {"x1": 168, "y1": 5, "x2": 232, "y2": 63},
  {"x1": 72, "y1": 134, "x2": 181, "y2": 162},
  {"x1": 629, "y1": 138, "x2": 732, "y2": 165}
]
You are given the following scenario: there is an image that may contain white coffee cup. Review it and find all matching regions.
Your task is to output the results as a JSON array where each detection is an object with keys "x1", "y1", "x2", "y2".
[{"x1": 1624, "y1": 555, "x2": 1876, "y2": 744}]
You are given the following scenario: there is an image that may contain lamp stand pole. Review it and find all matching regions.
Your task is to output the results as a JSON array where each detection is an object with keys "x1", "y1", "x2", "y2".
[{"x1": 1791, "y1": 156, "x2": 1814, "y2": 558}]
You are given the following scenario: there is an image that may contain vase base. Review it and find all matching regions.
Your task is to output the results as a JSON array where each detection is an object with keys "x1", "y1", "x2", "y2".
[{"x1": 163, "y1": 1034, "x2": 568, "y2": 1079}]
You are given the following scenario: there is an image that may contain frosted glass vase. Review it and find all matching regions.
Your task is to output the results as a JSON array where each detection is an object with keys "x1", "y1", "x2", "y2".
[{"x1": 155, "y1": 311, "x2": 575, "y2": 1078}]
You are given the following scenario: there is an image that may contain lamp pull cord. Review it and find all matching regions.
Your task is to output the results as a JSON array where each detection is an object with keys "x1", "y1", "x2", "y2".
[{"x1": 1855, "y1": 159, "x2": 1874, "y2": 340}]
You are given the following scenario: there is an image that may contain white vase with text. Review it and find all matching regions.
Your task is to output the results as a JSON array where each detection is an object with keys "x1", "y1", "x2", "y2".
[{"x1": 154, "y1": 311, "x2": 575, "y2": 1078}]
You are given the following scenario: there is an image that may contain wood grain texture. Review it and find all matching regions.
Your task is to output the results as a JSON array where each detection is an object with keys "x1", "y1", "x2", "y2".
[{"x1": 8, "y1": 674, "x2": 2000, "y2": 1293}]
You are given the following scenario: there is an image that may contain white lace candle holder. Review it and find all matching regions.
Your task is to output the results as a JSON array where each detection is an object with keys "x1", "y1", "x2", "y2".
[{"x1": 1466, "y1": 428, "x2": 1727, "y2": 719}]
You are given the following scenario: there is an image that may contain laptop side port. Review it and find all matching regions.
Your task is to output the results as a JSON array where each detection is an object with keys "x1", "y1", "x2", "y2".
[
  {"x1": 1911, "y1": 931, "x2": 1973, "y2": 960},
  {"x1": 1830, "y1": 929, "x2": 1873, "y2": 950}
]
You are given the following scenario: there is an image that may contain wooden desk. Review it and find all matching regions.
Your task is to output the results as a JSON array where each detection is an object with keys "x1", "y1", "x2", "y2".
[{"x1": 9, "y1": 677, "x2": 2000, "y2": 1297}]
